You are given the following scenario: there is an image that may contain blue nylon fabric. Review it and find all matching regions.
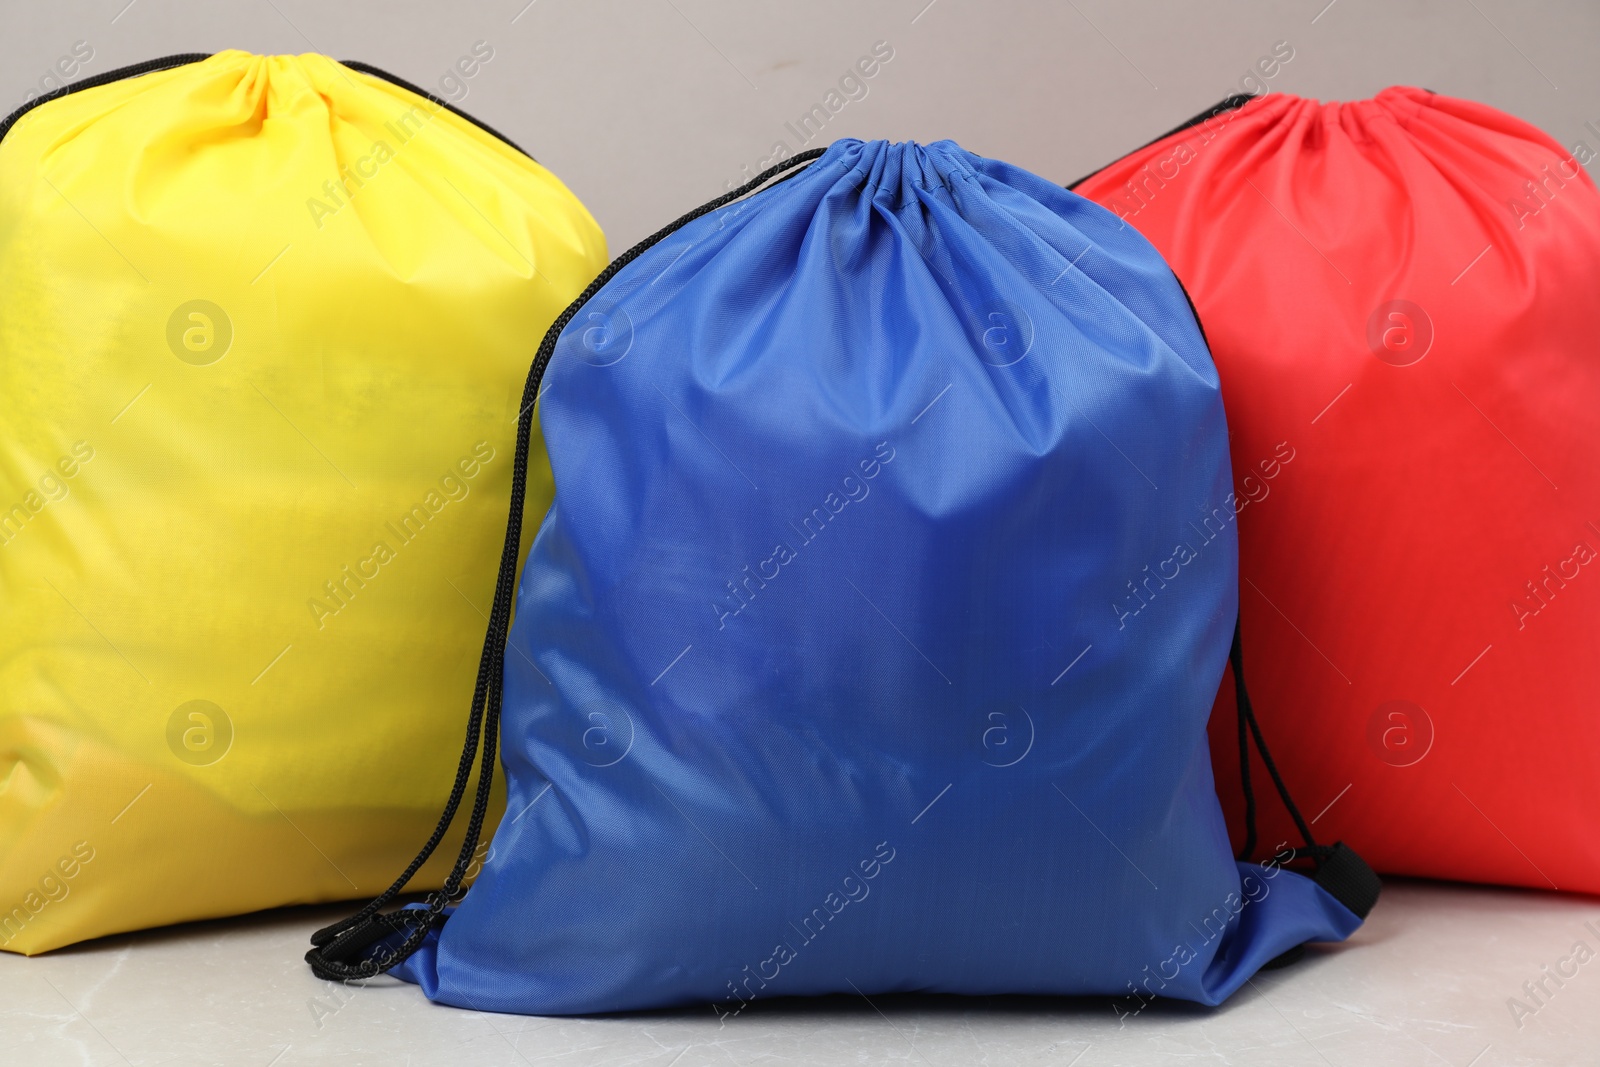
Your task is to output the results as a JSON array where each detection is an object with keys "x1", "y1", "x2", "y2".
[{"x1": 384, "y1": 139, "x2": 1362, "y2": 1014}]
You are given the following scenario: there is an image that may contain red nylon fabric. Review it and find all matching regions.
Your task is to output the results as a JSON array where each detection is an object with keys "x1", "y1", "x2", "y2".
[{"x1": 1076, "y1": 87, "x2": 1600, "y2": 894}]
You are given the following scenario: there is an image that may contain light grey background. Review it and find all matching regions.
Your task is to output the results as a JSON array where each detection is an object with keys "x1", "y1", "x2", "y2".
[
  {"x1": 5, "y1": 4, "x2": 1600, "y2": 1065},
  {"x1": 5, "y1": 0, "x2": 1596, "y2": 251}
]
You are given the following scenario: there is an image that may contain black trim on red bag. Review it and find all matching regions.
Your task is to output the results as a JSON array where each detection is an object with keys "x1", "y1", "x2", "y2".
[
  {"x1": 1065, "y1": 93, "x2": 1257, "y2": 192},
  {"x1": 305, "y1": 146, "x2": 830, "y2": 983}
]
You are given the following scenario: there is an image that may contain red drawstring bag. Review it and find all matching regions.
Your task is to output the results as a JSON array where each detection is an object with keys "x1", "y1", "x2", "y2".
[{"x1": 1074, "y1": 88, "x2": 1600, "y2": 894}]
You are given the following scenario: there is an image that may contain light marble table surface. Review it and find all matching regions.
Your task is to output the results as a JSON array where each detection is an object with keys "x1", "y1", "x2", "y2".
[{"x1": 2, "y1": 878, "x2": 1597, "y2": 1067}]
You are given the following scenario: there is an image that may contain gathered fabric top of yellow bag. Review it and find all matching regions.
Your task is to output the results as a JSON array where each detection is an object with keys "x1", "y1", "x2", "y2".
[{"x1": 0, "y1": 50, "x2": 608, "y2": 954}]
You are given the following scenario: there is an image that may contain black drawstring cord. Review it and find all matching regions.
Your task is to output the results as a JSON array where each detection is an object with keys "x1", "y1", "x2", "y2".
[
  {"x1": 306, "y1": 146, "x2": 828, "y2": 983},
  {"x1": 1235, "y1": 643, "x2": 1259, "y2": 863},
  {"x1": 1232, "y1": 621, "x2": 1319, "y2": 862},
  {"x1": 1230, "y1": 617, "x2": 1382, "y2": 922}
]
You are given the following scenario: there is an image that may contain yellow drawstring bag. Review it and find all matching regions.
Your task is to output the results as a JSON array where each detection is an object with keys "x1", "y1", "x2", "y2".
[{"x1": 0, "y1": 51, "x2": 607, "y2": 953}]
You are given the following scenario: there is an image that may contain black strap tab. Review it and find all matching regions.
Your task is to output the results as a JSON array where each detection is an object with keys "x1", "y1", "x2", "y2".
[{"x1": 1312, "y1": 841, "x2": 1383, "y2": 920}]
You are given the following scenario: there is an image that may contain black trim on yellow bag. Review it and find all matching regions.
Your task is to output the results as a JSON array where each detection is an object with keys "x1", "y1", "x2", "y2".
[
  {"x1": 1, "y1": 54, "x2": 533, "y2": 161},
  {"x1": 0, "y1": 53, "x2": 211, "y2": 142},
  {"x1": 341, "y1": 61, "x2": 535, "y2": 161}
]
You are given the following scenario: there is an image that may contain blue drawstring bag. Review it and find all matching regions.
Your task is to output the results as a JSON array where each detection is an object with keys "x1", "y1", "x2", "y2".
[{"x1": 307, "y1": 139, "x2": 1378, "y2": 1015}]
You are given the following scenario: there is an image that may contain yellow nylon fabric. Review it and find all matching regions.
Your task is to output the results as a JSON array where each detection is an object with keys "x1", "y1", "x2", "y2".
[{"x1": 0, "y1": 52, "x2": 606, "y2": 953}]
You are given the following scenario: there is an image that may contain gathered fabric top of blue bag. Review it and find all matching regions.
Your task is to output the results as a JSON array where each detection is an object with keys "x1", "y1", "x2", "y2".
[{"x1": 307, "y1": 138, "x2": 1372, "y2": 1016}]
